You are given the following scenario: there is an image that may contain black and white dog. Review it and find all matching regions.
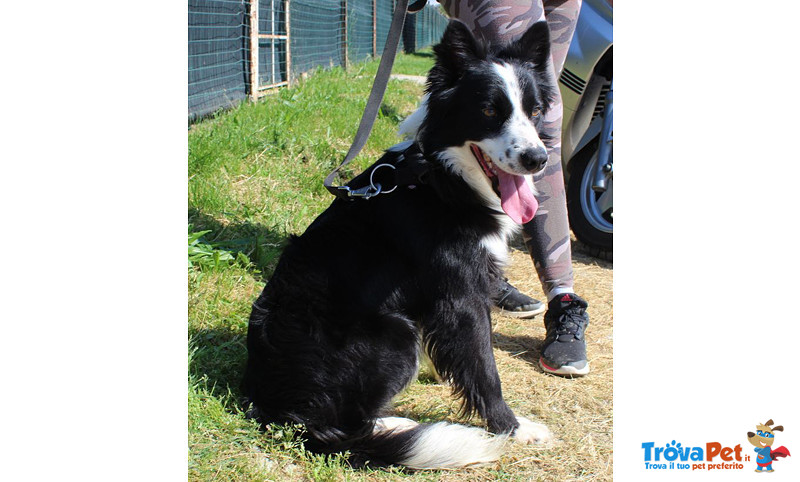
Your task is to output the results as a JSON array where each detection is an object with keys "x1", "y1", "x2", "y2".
[{"x1": 243, "y1": 20, "x2": 557, "y2": 469}]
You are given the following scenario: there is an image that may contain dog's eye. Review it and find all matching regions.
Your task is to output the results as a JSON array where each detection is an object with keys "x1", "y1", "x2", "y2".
[
  {"x1": 482, "y1": 107, "x2": 496, "y2": 117},
  {"x1": 531, "y1": 109, "x2": 541, "y2": 118}
]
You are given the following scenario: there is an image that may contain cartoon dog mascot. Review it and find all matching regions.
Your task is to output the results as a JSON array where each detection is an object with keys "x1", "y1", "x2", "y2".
[{"x1": 747, "y1": 419, "x2": 791, "y2": 473}]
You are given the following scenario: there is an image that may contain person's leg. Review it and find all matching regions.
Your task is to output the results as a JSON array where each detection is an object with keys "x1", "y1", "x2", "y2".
[
  {"x1": 523, "y1": 0, "x2": 581, "y2": 301},
  {"x1": 439, "y1": 0, "x2": 589, "y2": 376},
  {"x1": 528, "y1": 0, "x2": 590, "y2": 377}
]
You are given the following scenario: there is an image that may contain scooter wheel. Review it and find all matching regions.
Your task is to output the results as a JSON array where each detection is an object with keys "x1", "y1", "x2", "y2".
[{"x1": 567, "y1": 150, "x2": 613, "y2": 255}]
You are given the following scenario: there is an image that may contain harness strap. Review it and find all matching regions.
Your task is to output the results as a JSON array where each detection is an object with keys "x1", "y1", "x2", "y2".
[
  {"x1": 324, "y1": 0, "x2": 427, "y2": 200},
  {"x1": 341, "y1": 142, "x2": 431, "y2": 198}
]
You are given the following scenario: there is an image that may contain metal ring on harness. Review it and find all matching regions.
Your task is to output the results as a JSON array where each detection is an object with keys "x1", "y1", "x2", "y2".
[{"x1": 369, "y1": 163, "x2": 397, "y2": 194}]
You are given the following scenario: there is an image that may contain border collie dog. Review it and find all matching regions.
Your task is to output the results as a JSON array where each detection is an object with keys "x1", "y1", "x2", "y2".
[{"x1": 243, "y1": 20, "x2": 557, "y2": 469}]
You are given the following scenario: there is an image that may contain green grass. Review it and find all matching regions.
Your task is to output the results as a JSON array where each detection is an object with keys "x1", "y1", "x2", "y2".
[
  {"x1": 188, "y1": 48, "x2": 613, "y2": 481},
  {"x1": 189, "y1": 51, "x2": 438, "y2": 480},
  {"x1": 188, "y1": 52, "x2": 431, "y2": 272}
]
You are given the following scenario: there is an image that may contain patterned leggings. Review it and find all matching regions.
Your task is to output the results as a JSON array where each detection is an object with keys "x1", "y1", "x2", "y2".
[{"x1": 439, "y1": 0, "x2": 583, "y2": 299}]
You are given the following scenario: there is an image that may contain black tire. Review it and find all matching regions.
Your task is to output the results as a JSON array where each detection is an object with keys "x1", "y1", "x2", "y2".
[{"x1": 567, "y1": 148, "x2": 613, "y2": 254}]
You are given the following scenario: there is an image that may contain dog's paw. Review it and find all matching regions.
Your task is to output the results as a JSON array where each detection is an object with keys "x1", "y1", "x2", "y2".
[{"x1": 512, "y1": 416, "x2": 552, "y2": 444}]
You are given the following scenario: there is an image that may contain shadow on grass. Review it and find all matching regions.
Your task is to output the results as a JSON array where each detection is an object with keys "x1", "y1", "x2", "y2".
[
  {"x1": 188, "y1": 208, "x2": 288, "y2": 405},
  {"x1": 189, "y1": 326, "x2": 248, "y2": 404},
  {"x1": 409, "y1": 51, "x2": 434, "y2": 59},
  {"x1": 189, "y1": 207, "x2": 290, "y2": 282},
  {"x1": 493, "y1": 332, "x2": 547, "y2": 372},
  {"x1": 379, "y1": 103, "x2": 405, "y2": 124}
]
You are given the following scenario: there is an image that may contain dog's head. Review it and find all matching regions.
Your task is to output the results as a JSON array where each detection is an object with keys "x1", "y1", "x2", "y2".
[
  {"x1": 418, "y1": 20, "x2": 557, "y2": 223},
  {"x1": 747, "y1": 419, "x2": 783, "y2": 448}
]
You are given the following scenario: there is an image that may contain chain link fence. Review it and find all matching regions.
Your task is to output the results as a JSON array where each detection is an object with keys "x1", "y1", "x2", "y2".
[{"x1": 188, "y1": 0, "x2": 447, "y2": 122}]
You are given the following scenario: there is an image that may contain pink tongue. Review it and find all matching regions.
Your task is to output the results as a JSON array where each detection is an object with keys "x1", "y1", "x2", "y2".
[{"x1": 497, "y1": 171, "x2": 538, "y2": 224}]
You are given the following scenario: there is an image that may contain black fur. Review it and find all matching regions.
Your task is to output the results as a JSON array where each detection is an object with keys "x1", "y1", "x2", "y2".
[
  {"x1": 242, "y1": 20, "x2": 557, "y2": 467},
  {"x1": 422, "y1": 21, "x2": 557, "y2": 153}
]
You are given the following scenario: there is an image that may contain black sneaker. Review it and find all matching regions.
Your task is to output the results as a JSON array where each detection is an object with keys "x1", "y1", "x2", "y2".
[
  {"x1": 494, "y1": 280, "x2": 545, "y2": 318},
  {"x1": 539, "y1": 293, "x2": 590, "y2": 376}
]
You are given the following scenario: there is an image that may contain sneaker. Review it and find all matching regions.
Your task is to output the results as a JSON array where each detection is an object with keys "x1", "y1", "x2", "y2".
[
  {"x1": 494, "y1": 280, "x2": 545, "y2": 318},
  {"x1": 539, "y1": 293, "x2": 590, "y2": 376}
]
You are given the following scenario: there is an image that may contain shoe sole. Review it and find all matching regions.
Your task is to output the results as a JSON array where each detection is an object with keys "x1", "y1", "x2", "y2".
[
  {"x1": 539, "y1": 357, "x2": 590, "y2": 377},
  {"x1": 494, "y1": 304, "x2": 546, "y2": 319}
]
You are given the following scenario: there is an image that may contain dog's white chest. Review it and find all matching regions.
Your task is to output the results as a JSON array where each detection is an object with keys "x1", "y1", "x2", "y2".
[{"x1": 481, "y1": 215, "x2": 518, "y2": 267}]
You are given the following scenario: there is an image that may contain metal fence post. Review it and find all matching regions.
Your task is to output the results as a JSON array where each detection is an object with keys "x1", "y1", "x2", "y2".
[
  {"x1": 285, "y1": 0, "x2": 292, "y2": 85},
  {"x1": 249, "y1": 0, "x2": 259, "y2": 101},
  {"x1": 341, "y1": 0, "x2": 348, "y2": 69},
  {"x1": 372, "y1": 0, "x2": 377, "y2": 57}
]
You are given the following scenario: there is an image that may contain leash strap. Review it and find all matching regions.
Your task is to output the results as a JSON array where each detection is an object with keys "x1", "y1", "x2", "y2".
[{"x1": 324, "y1": 0, "x2": 427, "y2": 200}]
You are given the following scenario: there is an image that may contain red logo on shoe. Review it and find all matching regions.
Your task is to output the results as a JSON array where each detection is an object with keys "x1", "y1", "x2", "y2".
[{"x1": 561, "y1": 294, "x2": 573, "y2": 302}]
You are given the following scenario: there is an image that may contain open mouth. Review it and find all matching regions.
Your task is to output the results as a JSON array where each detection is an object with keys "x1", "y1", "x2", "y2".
[
  {"x1": 469, "y1": 143, "x2": 539, "y2": 225},
  {"x1": 470, "y1": 144, "x2": 500, "y2": 192}
]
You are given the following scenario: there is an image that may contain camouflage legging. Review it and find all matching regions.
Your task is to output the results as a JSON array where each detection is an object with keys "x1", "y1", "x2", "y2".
[{"x1": 439, "y1": 0, "x2": 582, "y2": 300}]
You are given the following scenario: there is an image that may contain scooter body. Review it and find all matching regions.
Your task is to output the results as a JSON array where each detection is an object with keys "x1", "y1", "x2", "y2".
[{"x1": 560, "y1": 0, "x2": 613, "y2": 253}]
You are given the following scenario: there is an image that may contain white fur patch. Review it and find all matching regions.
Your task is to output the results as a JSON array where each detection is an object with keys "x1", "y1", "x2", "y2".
[
  {"x1": 398, "y1": 95, "x2": 428, "y2": 140},
  {"x1": 400, "y1": 422, "x2": 508, "y2": 469},
  {"x1": 512, "y1": 416, "x2": 552, "y2": 444},
  {"x1": 482, "y1": 234, "x2": 511, "y2": 266},
  {"x1": 439, "y1": 145, "x2": 500, "y2": 207},
  {"x1": 373, "y1": 416, "x2": 419, "y2": 434}
]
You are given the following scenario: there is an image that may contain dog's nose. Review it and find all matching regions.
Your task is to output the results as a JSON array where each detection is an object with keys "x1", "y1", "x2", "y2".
[
  {"x1": 519, "y1": 146, "x2": 548, "y2": 172},
  {"x1": 748, "y1": 432, "x2": 755, "y2": 438}
]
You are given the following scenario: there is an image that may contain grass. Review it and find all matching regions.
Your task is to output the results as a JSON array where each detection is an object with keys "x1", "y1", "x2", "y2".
[{"x1": 188, "y1": 49, "x2": 613, "y2": 481}]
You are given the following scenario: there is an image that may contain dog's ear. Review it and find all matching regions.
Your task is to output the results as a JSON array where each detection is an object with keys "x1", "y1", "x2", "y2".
[
  {"x1": 499, "y1": 21, "x2": 551, "y2": 69},
  {"x1": 773, "y1": 425, "x2": 784, "y2": 432},
  {"x1": 766, "y1": 419, "x2": 774, "y2": 426},
  {"x1": 431, "y1": 20, "x2": 485, "y2": 84}
]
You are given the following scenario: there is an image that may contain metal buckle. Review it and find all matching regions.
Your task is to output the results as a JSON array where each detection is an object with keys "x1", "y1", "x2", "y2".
[
  {"x1": 339, "y1": 183, "x2": 383, "y2": 199},
  {"x1": 369, "y1": 163, "x2": 397, "y2": 194},
  {"x1": 337, "y1": 163, "x2": 396, "y2": 200}
]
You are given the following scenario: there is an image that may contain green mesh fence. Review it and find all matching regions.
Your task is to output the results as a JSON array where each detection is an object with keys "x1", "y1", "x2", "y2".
[
  {"x1": 347, "y1": 0, "x2": 374, "y2": 64},
  {"x1": 188, "y1": 0, "x2": 448, "y2": 121},
  {"x1": 188, "y1": 0, "x2": 250, "y2": 122}
]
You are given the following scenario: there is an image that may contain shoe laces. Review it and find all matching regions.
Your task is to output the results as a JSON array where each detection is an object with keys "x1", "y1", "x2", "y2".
[
  {"x1": 495, "y1": 279, "x2": 513, "y2": 303},
  {"x1": 549, "y1": 295, "x2": 589, "y2": 341}
]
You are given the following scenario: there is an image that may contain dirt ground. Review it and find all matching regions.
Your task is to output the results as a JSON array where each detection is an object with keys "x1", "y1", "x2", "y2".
[{"x1": 476, "y1": 236, "x2": 613, "y2": 480}]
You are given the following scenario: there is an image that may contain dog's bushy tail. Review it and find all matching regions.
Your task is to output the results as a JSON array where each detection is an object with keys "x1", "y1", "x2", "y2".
[{"x1": 345, "y1": 417, "x2": 507, "y2": 469}]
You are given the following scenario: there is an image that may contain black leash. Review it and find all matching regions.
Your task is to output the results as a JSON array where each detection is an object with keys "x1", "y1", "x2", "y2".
[{"x1": 324, "y1": 0, "x2": 430, "y2": 201}]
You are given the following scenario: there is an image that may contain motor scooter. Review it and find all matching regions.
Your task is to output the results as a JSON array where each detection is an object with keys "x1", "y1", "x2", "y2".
[{"x1": 560, "y1": 0, "x2": 613, "y2": 254}]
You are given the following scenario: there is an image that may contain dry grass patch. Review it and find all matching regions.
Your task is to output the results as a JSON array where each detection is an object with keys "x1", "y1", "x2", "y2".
[{"x1": 384, "y1": 238, "x2": 613, "y2": 481}]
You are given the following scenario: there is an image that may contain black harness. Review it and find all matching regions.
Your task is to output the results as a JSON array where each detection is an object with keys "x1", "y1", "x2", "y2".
[{"x1": 333, "y1": 142, "x2": 433, "y2": 200}]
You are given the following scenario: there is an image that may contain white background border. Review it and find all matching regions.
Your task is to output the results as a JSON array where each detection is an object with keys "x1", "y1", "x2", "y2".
[
  {"x1": 616, "y1": 1, "x2": 799, "y2": 480},
  {"x1": 2, "y1": 1, "x2": 799, "y2": 480}
]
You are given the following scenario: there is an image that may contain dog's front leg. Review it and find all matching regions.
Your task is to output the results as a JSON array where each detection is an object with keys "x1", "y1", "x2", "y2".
[
  {"x1": 417, "y1": 246, "x2": 551, "y2": 442},
  {"x1": 420, "y1": 286, "x2": 520, "y2": 434},
  {"x1": 421, "y1": 297, "x2": 551, "y2": 443}
]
